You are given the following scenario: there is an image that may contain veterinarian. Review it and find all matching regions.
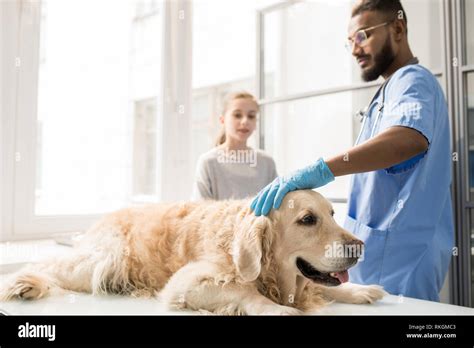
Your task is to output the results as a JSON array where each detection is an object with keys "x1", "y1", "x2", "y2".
[{"x1": 251, "y1": 0, "x2": 453, "y2": 302}]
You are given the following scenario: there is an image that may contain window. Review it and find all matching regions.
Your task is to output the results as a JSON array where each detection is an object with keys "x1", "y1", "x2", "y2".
[
  {"x1": 7, "y1": 0, "x2": 167, "y2": 238},
  {"x1": 189, "y1": 0, "x2": 279, "y2": 198},
  {"x1": 134, "y1": 0, "x2": 160, "y2": 20},
  {"x1": 33, "y1": 0, "x2": 163, "y2": 216},
  {"x1": 262, "y1": 0, "x2": 442, "y2": 100}
]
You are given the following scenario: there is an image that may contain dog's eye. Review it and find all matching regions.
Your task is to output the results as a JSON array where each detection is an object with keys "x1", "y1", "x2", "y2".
[
  {"x1": 299, "y1": 214, "x2": 317, "y2": 225},
  {"x1": 331, "y1": 210, "x2": 335, "y2": 217}
]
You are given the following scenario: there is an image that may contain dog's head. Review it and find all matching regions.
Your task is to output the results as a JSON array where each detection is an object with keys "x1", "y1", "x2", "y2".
[{"x1": 233, "y1": 190, "x2": 363, "y2": 286}]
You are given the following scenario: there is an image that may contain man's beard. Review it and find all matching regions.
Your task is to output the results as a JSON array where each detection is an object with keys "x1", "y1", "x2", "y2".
[{"x1": 361, "y1": 38, "x2": 395, "y2": 82}]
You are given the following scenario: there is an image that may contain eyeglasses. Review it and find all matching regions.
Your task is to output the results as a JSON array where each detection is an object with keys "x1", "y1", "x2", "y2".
[{"x1": 345, "y1": 21, "x2": 390, "y2": 52}]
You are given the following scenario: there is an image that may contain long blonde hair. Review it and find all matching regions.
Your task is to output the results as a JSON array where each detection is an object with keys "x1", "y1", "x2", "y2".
[{"x1": 215, "y1": 91, "x2": 259, "y2": 146}]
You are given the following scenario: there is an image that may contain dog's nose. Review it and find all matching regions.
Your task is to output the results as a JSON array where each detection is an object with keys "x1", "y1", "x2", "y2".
[{"x1": 344, "y1": 239, "x2": 364, "y2": 261}]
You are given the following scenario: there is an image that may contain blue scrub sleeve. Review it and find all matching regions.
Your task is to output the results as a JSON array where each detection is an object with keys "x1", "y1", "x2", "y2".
[
  {"x1": 379, "y1": 66, "x2": 436, "y2": 145},
  {"x1": 378, "y1": 66, "x2": 438, "y2": 174}
]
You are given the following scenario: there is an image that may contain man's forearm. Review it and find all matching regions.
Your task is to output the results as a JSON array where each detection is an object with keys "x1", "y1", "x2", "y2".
[{"x1": 325, "y1": 126, "x2": 429, "y2": 177}]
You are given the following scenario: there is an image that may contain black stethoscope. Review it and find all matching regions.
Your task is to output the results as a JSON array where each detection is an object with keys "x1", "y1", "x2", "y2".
[{"x1": 354, "y1": 57, "x2": 419, "y2": 145}]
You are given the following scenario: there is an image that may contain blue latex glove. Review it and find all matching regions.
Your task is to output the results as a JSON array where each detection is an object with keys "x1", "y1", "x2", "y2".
[{"x1": 250, "y1": 158, "x2": 335, "y2": 216}]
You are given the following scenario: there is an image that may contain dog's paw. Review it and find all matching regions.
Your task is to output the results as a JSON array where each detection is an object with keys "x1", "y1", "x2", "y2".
[
  {"x1": 1, "y1": 274, "x2": 51, "y2": 301},
  {"x1": 348, "y1": 284, "x2": 387, "y2": 304}
]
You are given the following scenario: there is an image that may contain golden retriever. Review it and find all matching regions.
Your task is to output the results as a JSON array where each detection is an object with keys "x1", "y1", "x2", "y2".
[{"x1": 0, "y1": 190, "x2": 386, "y2": 314}]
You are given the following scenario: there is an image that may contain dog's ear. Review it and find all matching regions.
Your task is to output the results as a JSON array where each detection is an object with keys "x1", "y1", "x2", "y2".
[{"x1": 232, "y1": 214, "x2": 272, "y2": 283}]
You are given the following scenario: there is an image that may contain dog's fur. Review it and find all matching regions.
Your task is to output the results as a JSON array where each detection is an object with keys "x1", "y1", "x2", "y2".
[{"x1": 0, "y1": 190, "x2": 386, "y2": 314}]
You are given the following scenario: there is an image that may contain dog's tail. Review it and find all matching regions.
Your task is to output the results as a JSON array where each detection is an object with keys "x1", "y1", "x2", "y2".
[{"x1": 0, "y1": 227, "x2": 134, "y2": 301}]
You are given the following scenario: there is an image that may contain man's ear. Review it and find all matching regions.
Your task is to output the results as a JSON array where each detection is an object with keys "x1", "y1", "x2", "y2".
[
  {"x1": 393, "y1": 18, "x2": 406, "y2": 41},
  {"x1": 232, "y1": 214, "x2": 271, "y2": 283}
]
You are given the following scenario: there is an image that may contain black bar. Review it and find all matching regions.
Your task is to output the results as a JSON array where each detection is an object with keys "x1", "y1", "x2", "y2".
[{"x1": 0, "y1": 315, "x2": 473, "y2": 346}]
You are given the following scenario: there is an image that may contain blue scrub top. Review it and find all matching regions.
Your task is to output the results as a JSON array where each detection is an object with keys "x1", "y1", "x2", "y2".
[{"x1": 345, "y1": 64, "x2": 454, "y2": 301}]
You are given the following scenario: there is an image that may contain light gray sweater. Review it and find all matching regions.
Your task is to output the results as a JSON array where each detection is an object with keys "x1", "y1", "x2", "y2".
[{"x1": 192, "y1": 147, "x2": 278, "y2": 201}]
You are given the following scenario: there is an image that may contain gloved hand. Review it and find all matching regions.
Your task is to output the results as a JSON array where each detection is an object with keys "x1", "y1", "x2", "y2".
[{"x1": 250, "y1": 158, "x2": 335, "y2": 216}]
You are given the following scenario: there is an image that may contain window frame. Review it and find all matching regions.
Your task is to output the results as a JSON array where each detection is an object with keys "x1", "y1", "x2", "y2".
[
  {"x1": 449, "y1": 0, "x2": 474, "y2": 308},
  {"x1": 0, "y1": 0, "x2": 193, "y2": 241}
]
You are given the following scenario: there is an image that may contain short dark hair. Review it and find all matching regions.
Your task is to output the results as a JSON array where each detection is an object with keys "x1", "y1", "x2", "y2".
[{"x1": 352, "y1": 0, "x2": 407, "y2": 26}]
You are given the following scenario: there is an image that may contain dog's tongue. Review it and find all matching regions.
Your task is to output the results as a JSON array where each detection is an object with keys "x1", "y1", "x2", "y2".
[{"x1": 332, "y1": 270, "x2": 349, "y2": 283}]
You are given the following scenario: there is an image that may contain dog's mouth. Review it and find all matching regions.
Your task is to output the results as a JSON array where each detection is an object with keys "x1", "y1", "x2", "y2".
[{"x1": 296, "y1": 257, "x2": 349, "y2": 286}]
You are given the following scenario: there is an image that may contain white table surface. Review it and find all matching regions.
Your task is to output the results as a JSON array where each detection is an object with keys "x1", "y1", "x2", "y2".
[{"x1": 1, "y1": 293, "x2": 473, "y2": 315}]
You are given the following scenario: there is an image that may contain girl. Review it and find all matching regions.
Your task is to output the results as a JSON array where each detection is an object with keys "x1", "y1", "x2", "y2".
[{"x1": 192, "y1": 91, "x2": 277, "y2": 200}]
